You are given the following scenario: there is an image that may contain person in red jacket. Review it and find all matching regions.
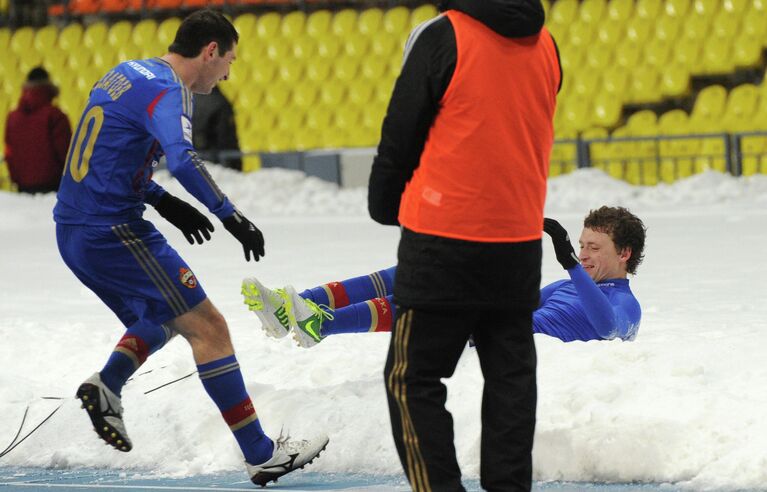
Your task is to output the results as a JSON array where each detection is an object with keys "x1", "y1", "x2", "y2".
[{"x1": 4, "y1": 66, "x2": 72, "y2": 194}]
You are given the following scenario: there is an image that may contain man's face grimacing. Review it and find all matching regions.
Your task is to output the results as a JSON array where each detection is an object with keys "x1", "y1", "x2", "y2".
[
  {"x1": 194, "y1": 42, "x2": 236, "y2": 94},
  {"x1": 578, "y1": 227, "x2": 631, "y2": 282}
]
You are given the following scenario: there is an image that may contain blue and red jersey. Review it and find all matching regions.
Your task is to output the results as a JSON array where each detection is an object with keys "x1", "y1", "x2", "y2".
[{"x1": 54, "y1": 58, "x2": 234, "y2": 225}]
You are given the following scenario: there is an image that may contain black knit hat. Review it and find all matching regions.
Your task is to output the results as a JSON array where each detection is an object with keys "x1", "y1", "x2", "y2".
[{"x1": 26, "y1": 66, "x2": 50, "y2": 83}]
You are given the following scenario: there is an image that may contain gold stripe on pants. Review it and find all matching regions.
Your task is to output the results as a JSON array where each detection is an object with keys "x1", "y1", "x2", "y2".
[{"x1": 388, "y1": 309, "x2": 431, "y2": 492}]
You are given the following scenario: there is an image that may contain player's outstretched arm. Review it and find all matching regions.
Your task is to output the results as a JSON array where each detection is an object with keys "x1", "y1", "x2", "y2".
[
  {"x1": 543, "y1": 218, "x2": 579, "y2": 270},
  {"x1": 154, "y1": 192, "x2": 215, "y2": 245},
  {"x1": 223, "y1": 209, "x2": 265, "y2": 262}
]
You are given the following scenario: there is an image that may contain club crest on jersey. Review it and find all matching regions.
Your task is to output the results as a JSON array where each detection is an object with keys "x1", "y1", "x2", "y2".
[{"x1": 179, "y1": 267, "x2": 197, "y2": 289}]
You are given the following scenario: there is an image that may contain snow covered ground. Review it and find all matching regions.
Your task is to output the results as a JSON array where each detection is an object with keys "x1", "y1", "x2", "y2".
[{"x1": 1, "y1": 167, "x2": 765, "y2": 491}]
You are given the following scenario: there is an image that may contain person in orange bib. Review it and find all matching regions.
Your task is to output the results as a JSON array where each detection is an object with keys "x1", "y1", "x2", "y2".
[{"x1": 368, "y1": 0, "x2": 561, "y2": 490}]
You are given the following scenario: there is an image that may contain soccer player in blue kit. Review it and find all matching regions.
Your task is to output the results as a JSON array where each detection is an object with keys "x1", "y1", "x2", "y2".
[
  {"x1": 242, "y1": 207, "x2": 646, "y2": 346},
  {"x1": 54, "y1": 10, "x2": 327, "y2": 486}
]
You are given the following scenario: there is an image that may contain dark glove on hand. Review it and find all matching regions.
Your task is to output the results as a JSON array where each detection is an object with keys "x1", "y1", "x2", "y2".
[
  {"x1": 155, "y1": 193, "x2": 214, "y2": 245},
  {"x1": 543, "y1": 218, "x2": 580, "y2": 270},
  {"x1": 223, "y1": 210, "x2": 265, "y2": 261}
]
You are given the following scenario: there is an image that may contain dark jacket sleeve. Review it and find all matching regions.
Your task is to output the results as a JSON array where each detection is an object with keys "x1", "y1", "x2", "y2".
[{"x1": 368, "y1": 16, "x2": 456, "y2": 225}]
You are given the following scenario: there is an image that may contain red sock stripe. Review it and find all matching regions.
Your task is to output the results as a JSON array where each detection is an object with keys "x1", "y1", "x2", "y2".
[
  {"x1": 372, "y1": 297, "x2": 393, "y2": 333},
  {"x1": 326, "y1": 281, "x2": 350, "y2": 309},
  {"x1": 222, "y1": 397, "x2": 257, "y2": 430},
  {"x1": 115, "y1": 334, "x2": 150, "y2": 365}
]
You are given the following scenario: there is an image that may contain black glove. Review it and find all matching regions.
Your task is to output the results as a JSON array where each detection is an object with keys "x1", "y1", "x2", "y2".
[
  {"x1": 155, "y1": 193, "x2": 214, "y2": 245},
  {"x1": 223, "y1": 210, "x2": 265, "y2": 261},
  {"x1": 543, "y1": 218, "x2": 579, "y2": 270}
]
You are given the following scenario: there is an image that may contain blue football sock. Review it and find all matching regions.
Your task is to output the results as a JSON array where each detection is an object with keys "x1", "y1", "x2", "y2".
[
  {"x1": 100, "y1": 322, "x2": 173, "y2": 396},
  {"x1": 197, "y1": 355, "x2": 273, "y2": 465}
]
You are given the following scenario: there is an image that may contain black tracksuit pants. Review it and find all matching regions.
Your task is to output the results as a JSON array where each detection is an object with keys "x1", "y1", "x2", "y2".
[{"x1": 385, "y1": 305, "x2": 537, "y2": 492}]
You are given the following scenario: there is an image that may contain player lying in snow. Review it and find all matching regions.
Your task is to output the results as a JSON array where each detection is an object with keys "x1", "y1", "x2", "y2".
[{"x1": 242, "y1": 207, "x2": 647, "y2": 347}]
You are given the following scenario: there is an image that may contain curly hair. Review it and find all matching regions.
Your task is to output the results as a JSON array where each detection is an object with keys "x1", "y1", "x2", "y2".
[{"x1": 583, "y1": 206, "x2": 646, "y2": 275}]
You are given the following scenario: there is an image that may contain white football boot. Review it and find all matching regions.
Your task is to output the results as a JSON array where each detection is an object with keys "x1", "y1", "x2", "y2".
[
  {"x1": 246, "y1": 432, "x2": 330, "y2": 486},
  {"x1": 242, "y1": 277, "x2": 292, "y2": 338}
]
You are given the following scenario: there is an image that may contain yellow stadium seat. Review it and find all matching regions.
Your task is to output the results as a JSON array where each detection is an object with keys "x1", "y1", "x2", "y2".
[
  {"x1": 624, "y1": 16, "x2": 652, "y2": 45},
  {"x1": 68, "y1": 49, "x2": 92, "y2": 71},
  {"x1": 665, "y1": 0, "x2": 691, "y2": 17},
  {"x1": 742, "y1": 9, "x2": 767, "y2": 38},
  {"x1": 546, "y1": 19, "x2": 568, "y2": 45},
  {"x1": 644, "y1": 38, "x2": 672, "y2": 69},
  {"x1": 317, "y1": 36, "x2": 341, "y2": 58},
  {"x1": 733, "y1": 34, "x2": 763, "y2": 69},
  {"x1": 567, "y1": 21, "x2": 594, "y2": 48},
  {"x1": 370, "y1": 35, "x2": 397, "y2": 57},
  {"x1": 306, "y1": 10, "x2": 332, "y2": 38},
  {"x1": 692, "y1": 0, "x2": 719, "y2": 17},
  {"x1": 681, "y1": 14, "x2": 711, "y2": 42},
  {"x1": 93, "y1": 50, "x2": 117, "y2": 71},
  {"x1": 157, "y1": 17, "x2": 181, "y2": 48},
  {"x1": 34, "y1": 25, "x2": 58, "y2": 53},
  {"x1": 264, "y1": 84, "x2": 290, "y2": 112},
  {"x1": 0, "y1": 53, "x2": 19, "y2": 85},
  {"x1": 306, "y1": 107, "x2": 333, "y2": 132},
  {"x1": 560, "y1": 97, "x2": 591, "y2": 133},
  {"x1": 82, "y1": 22, "x2": 108, "y2": 50},
  {"x1": 265, "y1": 41, "x2": 289, "y2": 62},
  {"x1": 334, "y1": 106, "x2": 361, "y2": 132},
  {"x1": 383, "y1": 6, "x2": 410, "y2": 35},
  {"x1": 292, "y1": 84, "x2": 318, "y2": 109},
  {"x1": 573, "y1": 70, "x2": 600, "y2": 98},
  {"x1": 256, "y1": 12, "x2": 281, "y2": 40},
  {"x1": 361, "y1": 56, "x2": 386, "y2": 80},
  {"x1": 585, "y1": 48, "x2": 611, "y2": 70},
  {"x1": 320, "y1": 83, "x2": 344, "y2": 107},
  {"x1": 723, "y1": 83, "x2": 758, "y2": 125},
  {"x1": 672, "y1": 37, "x2": 702, "y2": 71},
  {"x1": 278, "y1": 62, "x2": 303, "y2": 84},
  {"x1": 332, "y1": 9, "x2": 358, "y2": 36},
  {"x1": 294, "y1": 129, "x2": 322, "y2": 151},
  {"x1": 358, "y1": 8, "x2": 383, "y2": 36},
  {"x1": 265, "y1": 129, "x2": 294, "y2": 152},
  {"x1": 627, "y1": 67, "x2": 660, "y2": 104},
  {"x1": 654, "y1": 15, "x2": 680, "y2": 42},
  {"x1": 332, "y1": 56, "x2": 358, "y2": 82},
  {"x1": 550, "y1": 0, "x2": 578, "y2": 24},
  {"x1": 117, "y1": 44, "x2": 142, "y2": 63},
  {"x1": 722, "y1": 0, "x2": 749, "y2": 14},
  {"x1": 591, "y1": 94, "x2": 621, "y2": 128},
  {"x1": 132, "y1": 19, "x2": 157, "y2": 46},
  {"x1": 252, "y1": 62, "x2": 277, "y2": 86},
  {"x1": 579, "y1": 0, "x2": 606, "y2": 23},
  {"x1": 344, "y1": 33, "x2": 369, "y2": 58},
  {"x1": 108, "y1": 20, "x2": 133, "y2": 48},
  {"x1": 595, "y1": 22, "x2": 622, "y2": 46},
  {"x1": 347, "y1": 79, "x2": 374, "y2": 107},
  {"x1": 626, "y1": 109, "x2": 658, "y2": 135},
  {"x1": 233, "y1": 13, "x2": 256, "y2": 38},
  {"x1": 306, "y1": 58, "x2": 331, "y2": 83},
  {"x1": 276, "y1": 107, "x2": 304, "y2": 133},
  {"x1": 607, "y1": 0, "x2": 634, "y2": 21},
  {"x1": 9, "y1": 27, "x2": 34, "y2": 56},
  {"x1": 635, "y1": 0, "x2": 661, "y2": 18},
  {"x1": 281, "y1": 10, "x2": 306, "y2": 38},
  {"x1": 0, "y1": 28, "x2": 10, "y2": 50},
  {"x1": 557, "y1": 45, "x2": 582, "y2": 73},
  {"x1": 690, "y1": 85, "x2": 727, "y2": 131},
  {"x1": 660, "y1": 64, "x2": 691, "y2": 98},
  {"x1": 601, "y1": 66, "x2": 629, "y2": 97},
  {"x1": 237, "y1": 89, "x2": 262, "y2": 110},
  {"x1": 410, "y1": 3, "x2": 438, "y2": 28},
  {"x1": 711, "y1": 11, "x2": 741, "y2": 40},
  {"x1": 614, "y1": 40, "x2": 641, "y2": 69},
  {"x1": 702, "y1": 35, "x2": 734, "y2": 75},
  {"x1": 291, "y1": 35, "x2": 315, "y2": 60}
]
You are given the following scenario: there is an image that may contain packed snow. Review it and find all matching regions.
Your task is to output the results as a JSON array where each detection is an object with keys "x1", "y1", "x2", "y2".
[{"x1": 1, "y1": 167, "x2": 765, "y2": 491}]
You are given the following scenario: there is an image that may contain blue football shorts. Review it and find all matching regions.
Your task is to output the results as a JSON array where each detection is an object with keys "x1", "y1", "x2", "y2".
[{"x1": 56, "y1": 219, "x2": 207, "y2": 327}]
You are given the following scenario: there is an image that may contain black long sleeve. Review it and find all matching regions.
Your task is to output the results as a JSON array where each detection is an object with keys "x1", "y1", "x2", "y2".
[{"x1": 368, "y1": 16, "x2": 456, "y2": 225}]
